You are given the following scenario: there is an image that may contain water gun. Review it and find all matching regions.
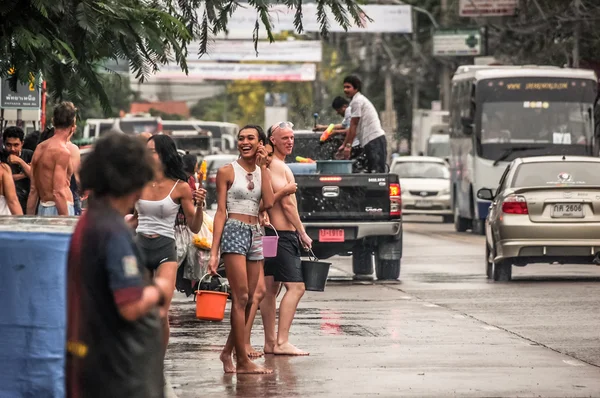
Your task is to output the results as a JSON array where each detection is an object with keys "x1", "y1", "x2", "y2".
[
  {"x1": 199, "y1": 160, "x2": 207, "y2": 181},
  {"x1": 296, "y1": 156, "x2": 316, "y2": 163},
  {"x1": 319, "y1": 124, "x2": 336, "y2": 142}
]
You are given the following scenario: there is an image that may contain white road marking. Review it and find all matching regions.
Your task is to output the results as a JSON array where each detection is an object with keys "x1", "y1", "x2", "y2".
[
  {"x1": 563, "y1": 359, "x2": 585, "y2": 367},
  {"x1": 423, "y1": 303, "x2": 439, "y2": 308},
  {"x1": 482, "y1": 325, "x2": 499, "y2": 331},
  {"x1": 453, "y1": 314, "x2": 466, "y2": 319},
  {"x1": 400, "y1": 296, "x2": 413, "y2": 300}
]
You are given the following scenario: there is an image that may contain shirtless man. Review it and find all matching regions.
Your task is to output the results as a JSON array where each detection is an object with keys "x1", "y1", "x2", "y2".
[
  {"x1": 261, "y1": 122, "x2": 312, "y2": 356},
  {"x1": 27, "y1": 102, "x2": 77, "y2": 216}
]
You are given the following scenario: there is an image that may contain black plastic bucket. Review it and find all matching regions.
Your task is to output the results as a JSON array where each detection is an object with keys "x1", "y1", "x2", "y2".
[{"x1": 302, "y1": 259, "x2": 331, "y2": 292}]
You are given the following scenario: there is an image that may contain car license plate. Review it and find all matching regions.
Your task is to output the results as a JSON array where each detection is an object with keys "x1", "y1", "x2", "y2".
[
  {"x1": 415, "y1": 200, "x2": 433, "y2": 208},
  {"x1": 551, "y1": 203, "x2": 584, "y2": 218},
  {"x1": 319, "y1": 229, "x2": 345, "y2": 242}
]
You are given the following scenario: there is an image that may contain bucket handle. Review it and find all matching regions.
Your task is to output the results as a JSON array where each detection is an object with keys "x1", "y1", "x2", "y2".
[
  {"x1": 307, "y1": 247, "x2": 319, "y2": 262},
  {"x1": 195, "y1": 273, "x2": 224, "y2": 293},
  {"x1": 264, "y1": 224, "x2": 279, "y2": 237}
]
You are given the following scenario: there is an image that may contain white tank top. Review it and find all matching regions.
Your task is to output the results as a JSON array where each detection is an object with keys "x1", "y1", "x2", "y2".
[
  {"x1": 136, "y1": 180, "x2": 180, "y2": 240},
  {"x1": 0, "y1": 195, "x2": 10, "y2": 215},
  {"x1": 227, "y1": 161, "x2": 261, "y2": 217}
]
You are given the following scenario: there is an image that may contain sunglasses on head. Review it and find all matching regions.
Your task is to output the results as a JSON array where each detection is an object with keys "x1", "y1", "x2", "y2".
[{"x1": 272, "y1": 121, "x2": 294, "y2": 133}]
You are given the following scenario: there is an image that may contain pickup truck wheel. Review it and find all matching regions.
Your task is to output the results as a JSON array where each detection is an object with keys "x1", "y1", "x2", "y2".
[
  {"x1": 493, "y1": 260, "x2": 512, "y2": 282},
  {"x1": 352, "y1": 247, "x2": 374, "y2": 277},
  {"x1": 375, "y1": 258, "x2": 401, "y2": 280}
]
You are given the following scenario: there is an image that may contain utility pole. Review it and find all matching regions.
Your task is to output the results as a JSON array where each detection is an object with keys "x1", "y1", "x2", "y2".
[
  {"x1": 412, "y1": 8, "x2": 419, "y2": 112},
  {"x1": 440, "y1": 0, "x2": 451, "y2": 110},
  {"x1": 573, "y1": 0, "x2": 581, "y2": 68}
]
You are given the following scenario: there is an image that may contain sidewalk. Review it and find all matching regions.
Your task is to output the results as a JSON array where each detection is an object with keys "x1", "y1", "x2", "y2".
[{"x1": 165, "y1": 279, "x2": 600, "y2": 397}]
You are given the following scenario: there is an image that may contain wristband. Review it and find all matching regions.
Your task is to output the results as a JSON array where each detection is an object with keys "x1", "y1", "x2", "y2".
[{"x1": 344, "y1": 143, "x2": 352, "y2": 148}]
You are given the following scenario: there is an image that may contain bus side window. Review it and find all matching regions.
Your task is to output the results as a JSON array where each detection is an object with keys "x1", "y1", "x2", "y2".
[{"x1": 89, "y1": 125, "x2": 97, "y2": 138}]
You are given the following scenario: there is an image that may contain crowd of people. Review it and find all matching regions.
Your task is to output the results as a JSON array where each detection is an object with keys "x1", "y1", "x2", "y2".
[{"x1": 0, "y1": 75, "x2": 389, "y2": 396}]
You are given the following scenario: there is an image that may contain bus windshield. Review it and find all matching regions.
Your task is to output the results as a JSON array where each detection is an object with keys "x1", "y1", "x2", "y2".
[
  {"x1": 119, "y1": 120, "x2": 160, "y2": 135},
  {"x1": 476, "y1": 77, "x2": 596, "y2": 161}
]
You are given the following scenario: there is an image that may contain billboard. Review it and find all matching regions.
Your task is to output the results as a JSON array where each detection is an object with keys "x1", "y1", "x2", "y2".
[
  {"x1": 151, "y1": 62, "x2": 317, "y2": 82},
  {"x1": 188, "y1": 40, "x2": 322, "y2": 63},
  {"x1": 201, "y1": 4, "x2": 413, "y2": 36},
  {"x1": 459, "y1": 0, "x2": 518, "y2": 17}
]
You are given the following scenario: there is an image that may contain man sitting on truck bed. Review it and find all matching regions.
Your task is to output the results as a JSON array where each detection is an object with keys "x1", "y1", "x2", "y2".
[{"x1": 338, "y1": 75, "x2": 388, "y2": 173}]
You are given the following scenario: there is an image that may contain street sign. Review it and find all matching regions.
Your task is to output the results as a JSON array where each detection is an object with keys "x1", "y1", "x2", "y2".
[
  {"x1": 1, "y1": 77, "x2": 41, "y2": 109},
  {"x1": 459, "y1": 0, "x2": 518, "y2": 17},
  {"x1": 433, "y1": 29, "x2": 481, "y2": 57}
]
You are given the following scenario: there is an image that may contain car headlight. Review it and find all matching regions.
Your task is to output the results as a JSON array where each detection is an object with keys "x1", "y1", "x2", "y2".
[{"x1": 438, "y1": 188, "x2": 450, "y2": 196}]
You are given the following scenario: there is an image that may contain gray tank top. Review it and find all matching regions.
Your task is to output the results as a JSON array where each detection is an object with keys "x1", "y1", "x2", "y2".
[{"x1": 136, "y1": 181, "x2": 180, "y2": 240}]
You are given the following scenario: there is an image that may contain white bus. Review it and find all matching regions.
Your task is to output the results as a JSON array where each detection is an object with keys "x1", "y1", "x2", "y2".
[{"x1": 449, "y1": 65, "x2": 598, "y2": 234}]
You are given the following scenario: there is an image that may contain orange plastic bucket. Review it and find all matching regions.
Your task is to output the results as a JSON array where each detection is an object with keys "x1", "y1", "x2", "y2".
[{"x1": 196, "y1": 290, "x2": 229, "y2": 321}]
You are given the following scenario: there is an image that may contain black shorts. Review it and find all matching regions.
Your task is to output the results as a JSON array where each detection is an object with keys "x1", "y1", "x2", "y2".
[
  {"x1": 135, "y1": 234, "x2": 177, "y2": 270},
  {"x1": 264, "y1": 229, "x2": 304, "y2": 283},
  {"x1": 363, "y1": 135, "x2": 388, "y2": 173}
]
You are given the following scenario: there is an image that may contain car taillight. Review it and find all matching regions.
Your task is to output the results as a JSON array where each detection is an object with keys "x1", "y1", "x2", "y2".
[
  {"x1": 389, "y1": 183, "x2": 401, "y2": 217},
  {"x1": 502, "y1": 195, "x2": 528, "y2": 214}
]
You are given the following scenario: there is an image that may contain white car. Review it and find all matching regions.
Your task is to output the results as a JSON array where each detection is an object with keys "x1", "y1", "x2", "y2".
[{"x1": 390, "y1": 156, "x2": 452, "y2": 222}]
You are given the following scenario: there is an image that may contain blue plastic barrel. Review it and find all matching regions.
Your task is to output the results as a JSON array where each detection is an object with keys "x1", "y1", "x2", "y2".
[{"x1": 0, "y1": 216, "x2": 78, "y2": 398}]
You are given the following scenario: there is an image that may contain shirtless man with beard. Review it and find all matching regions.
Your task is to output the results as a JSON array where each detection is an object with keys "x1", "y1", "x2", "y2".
[
  {"x1": 27, "y1": 102, "x2": 77, "y2": 216},
  {"x1": 261, "y1": 122, "x2": 312, "y2": 356}
]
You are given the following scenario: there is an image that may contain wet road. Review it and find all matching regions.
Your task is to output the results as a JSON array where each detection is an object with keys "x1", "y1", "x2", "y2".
[{"x1": 165, "y1": 216, "x2": 600, "y2": 397}]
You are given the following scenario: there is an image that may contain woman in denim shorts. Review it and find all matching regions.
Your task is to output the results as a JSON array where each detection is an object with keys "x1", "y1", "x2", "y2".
[{"x1": 208, "y1": 125, "x2": 274, "y2": 374}]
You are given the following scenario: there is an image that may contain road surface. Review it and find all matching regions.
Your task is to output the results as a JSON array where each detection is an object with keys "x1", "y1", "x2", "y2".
[{"x1": 165, "y1": 216, "x2": 600, "y2": 397}]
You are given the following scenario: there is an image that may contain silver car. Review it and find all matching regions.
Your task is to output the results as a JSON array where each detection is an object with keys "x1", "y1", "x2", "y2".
[
  {"x1": 390, "y1": 156, "x2": 452, "y2": 222},
  {"x1": 478, "y1": 156, "x2": 600, "y2": 282}
]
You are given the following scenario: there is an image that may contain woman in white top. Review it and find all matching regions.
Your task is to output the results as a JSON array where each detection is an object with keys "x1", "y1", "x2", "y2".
[
  {"x1": 128, "y1": 134, "x2": 206, "y2": 358},
  {"x1": 208, "y1": 125, "x2": 274, "y2": 374},
  {"x1": 0, "y1": 158, "x2": 23, "y2": 215}
]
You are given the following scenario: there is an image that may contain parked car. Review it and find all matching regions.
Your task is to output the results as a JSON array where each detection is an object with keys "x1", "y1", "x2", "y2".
[
  {"x1": 202, "y1": 154, "x2": 238, "y2": 207},
  {"x1": 478, "y1": 155, "x2": 600, "y2": 282},
  {"x1": 390, "y1": 156, "x2": 452, "y2": 222}
]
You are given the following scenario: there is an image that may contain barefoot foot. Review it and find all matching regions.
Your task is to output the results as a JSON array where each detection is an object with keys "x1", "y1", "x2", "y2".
[
  {"x1": 263, "y1": 342, "x2": 275, "y2": 355},
  {"x1": 236, "y1": 361, "x2": 273, "y2": 374},
  {"x1": 246, "y1": 345, "x2": 264, "y2": 359},
  {"x1": 273, "y1": 342, "x2": 309, "y2": 356},
  {"x1": 220, "y1": 352, "x2": 236, "y2": 373}
]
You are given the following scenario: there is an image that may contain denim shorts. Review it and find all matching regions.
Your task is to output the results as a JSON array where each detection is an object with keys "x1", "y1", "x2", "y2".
[{"x1": 221, "y1": 218, "x2": 264, "y2": 261}]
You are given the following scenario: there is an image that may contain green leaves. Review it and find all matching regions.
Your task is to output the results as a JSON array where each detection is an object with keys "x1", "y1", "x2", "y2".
[{"x1": 2, "y1": 0, "x2": 362, "y2": 109}]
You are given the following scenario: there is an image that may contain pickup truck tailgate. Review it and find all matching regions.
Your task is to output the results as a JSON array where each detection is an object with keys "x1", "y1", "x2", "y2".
[{"x1": 296, "y1": 173, "x2": 397, "y2": 221}]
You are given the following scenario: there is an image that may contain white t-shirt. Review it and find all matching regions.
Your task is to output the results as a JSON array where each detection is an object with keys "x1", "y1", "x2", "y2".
[
  {"x1": 349, "y1": 92, "x2": 386, "y2": 146},
  {"x1": 342, "y1": 106, "x2": 359, "y2": 147}
]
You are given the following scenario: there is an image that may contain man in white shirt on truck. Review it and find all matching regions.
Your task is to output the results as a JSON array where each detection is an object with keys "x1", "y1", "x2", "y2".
[{"x1": 337, "y1": 75, "x2": 388, "y2": 173}]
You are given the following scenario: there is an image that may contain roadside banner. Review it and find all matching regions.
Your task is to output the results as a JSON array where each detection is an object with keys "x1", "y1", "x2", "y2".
[
  {"x1": 459, "y1": 0, "x2": 518, "y2": 17},
  {"x1": 188, "y1": 40, "x2": 322, "y2": 62},
  {"x1": 201, "y1": 4, "x2": 413, "y2": 36},
  {"x1": 151, "y1": 62, "x2": 317, "y2": 82}
]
